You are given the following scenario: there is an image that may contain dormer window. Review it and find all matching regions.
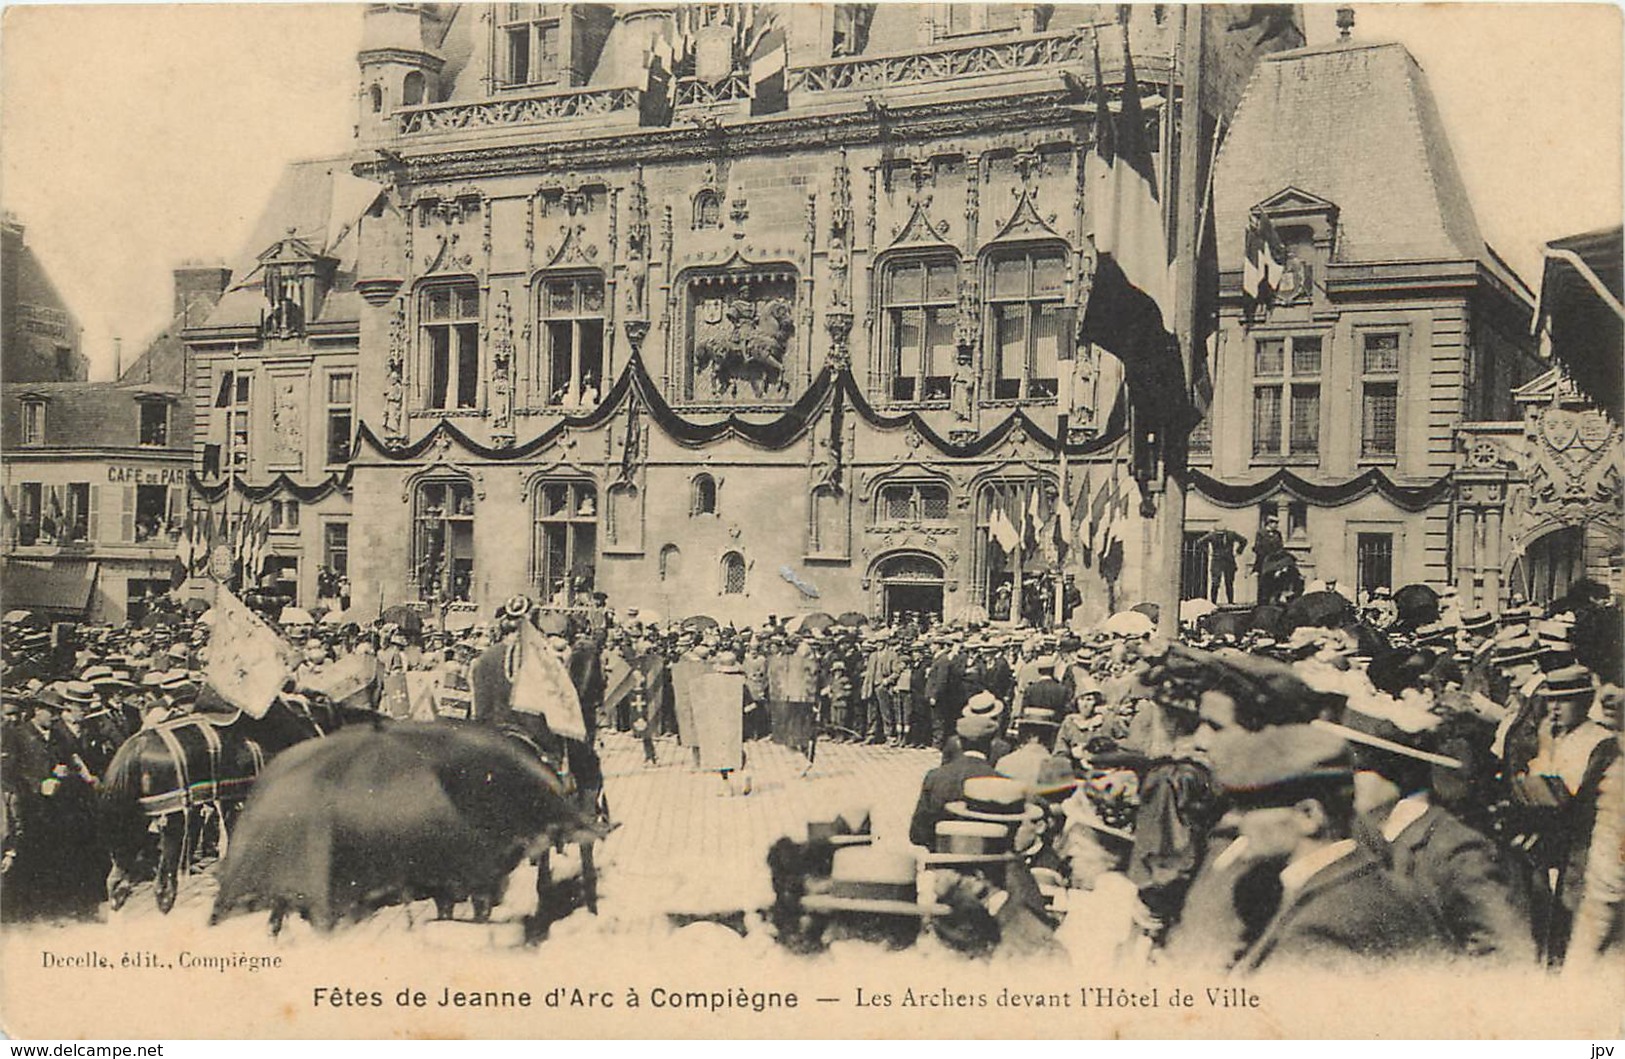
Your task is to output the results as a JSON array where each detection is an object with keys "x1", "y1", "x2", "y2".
[
  {"x1": 257, "y1": 233, "x2": 337, "y2": 340},
  {"x1": 19, "y1": 399, "x2": 44, "y2": 445},
  {"x1": 139, "y1": 401, "x2": 169, "y2": 447}
]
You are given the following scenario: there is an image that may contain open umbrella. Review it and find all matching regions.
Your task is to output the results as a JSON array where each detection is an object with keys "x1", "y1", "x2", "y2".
[
  {"x1": 792, "y1": 612, "x2": 837, "y2": 634},
  {"x1": 1282, "y1": 590, "x2": 1356, "y2": 633},
  {"x1": 379, "y1": 605, "x2": 424, "y2": 637},
  {"x1": 1101, "y1": 611, "x2": 1155, "y2": 637},
  {"x1": 180, "y1": 597, "x2": 211, "y2": 616},
  {"x1": 1131, "y1": 602, "x2": 1161, "y2": 623},
  {"x1": 2, "y1": 610, "x2": 33, "y2": 625},
  {"x1": 212, "y1": 724, "x2": 606, "y2": 930},
  {"x1": 1393, "y1": 584, "x2": 1441, "y2": 630},
  {"x1": 1179, "y1": 598, "x2": 1217, "y2": 625},
  {"x1": 836, "y1": 611, "x2": 869, "y2": 628},
  {"x1": 681, "y1": 615, "x2": 720, "y2": 632},
  {"x1": 279, "y1": 606, "x2": 315, "y2": 627}
]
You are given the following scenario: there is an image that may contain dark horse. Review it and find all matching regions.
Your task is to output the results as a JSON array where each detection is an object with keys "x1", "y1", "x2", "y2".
[{"x1": 100, "y1": 694, "x2": 376, "y2": 913}]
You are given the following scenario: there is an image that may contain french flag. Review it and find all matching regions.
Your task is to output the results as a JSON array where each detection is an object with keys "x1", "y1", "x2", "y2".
[
  {"x1": 1080, "y1": 27, "x2": 1198, "y2": 454},
  {"x1": 749, "y1": 25, "x2": 788, "y2": 115}
]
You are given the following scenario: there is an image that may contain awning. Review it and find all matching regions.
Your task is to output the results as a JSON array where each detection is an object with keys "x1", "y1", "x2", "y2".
[
  {"x1": 1535, "y1": 226, "x2": 1623, "y2": 422},
  {"x1": 2, "y1": 559, "x2": 99, "y2": 616}
]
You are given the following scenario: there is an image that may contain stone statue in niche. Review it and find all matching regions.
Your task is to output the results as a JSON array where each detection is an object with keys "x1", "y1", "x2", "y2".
[
  {"x1": 383, "y1": 304, "x2": 408, "y2": 442},
  {"x1": 489, "y1": 290, "x2": 515, "y2": 441},
  {"x1": 691, "y1": 282, "x2": 795, "y2": 400},
  {"x1": 270, "y1": 379, "x2": 304, "y2": 463},
  {"x1": 951, "y1": 354, "x2": 976, "y2": 423}
]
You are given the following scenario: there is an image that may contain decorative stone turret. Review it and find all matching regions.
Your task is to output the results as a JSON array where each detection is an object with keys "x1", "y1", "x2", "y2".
[{"x1": 356, "y1": 3, "x2": 445, "y2": 147}]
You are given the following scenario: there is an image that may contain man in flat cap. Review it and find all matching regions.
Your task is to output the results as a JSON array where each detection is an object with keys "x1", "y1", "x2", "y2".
[{"x1": 1211, "y1": 725, "x2": 1444, "y2": 972}]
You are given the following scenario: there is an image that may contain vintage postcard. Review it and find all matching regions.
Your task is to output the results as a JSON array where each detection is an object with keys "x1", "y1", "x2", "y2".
[{"x1": 1, "y1": 0, "x2": 1621, "y2": 1041}]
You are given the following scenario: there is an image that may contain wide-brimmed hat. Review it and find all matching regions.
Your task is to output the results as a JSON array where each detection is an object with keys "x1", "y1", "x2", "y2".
[
  {"x1": 921, "y1": 819, "x2": 1018, "y2": 865},
  {"x1": 1540, "y1": 664, "x2": 1595, "y2": 700},
  {"x1": 947, "y1": 775, "x2": 1042, "y2": 824},
  {"x1": 807, "y1": 803, "x2": 875, "y2": 847},
  {"x1": 1313, "y1": 695, "x2": 1462, "y2": 771},
  {"x1": 501, "y1": 594, "x2": 533, "y2": 620},
  {"x1": 57, "y1": 680, "x2": 96, "y2": 707},
  {"x1": 964, "y1": 690, "x2": 1002, "y2": 718},
  {"x1": 1414, "y1": 623, "x2": 1455, "y2": 648},
  {"x1": 1460, "y1": 610, "x2": 1495, "y2": 637},
  {"x1": 1492, "y1": 635, "x2": 1542, "y2": 668},
  {"x1": 799, "y1": 847, "x2": 948, "y2": 917}
]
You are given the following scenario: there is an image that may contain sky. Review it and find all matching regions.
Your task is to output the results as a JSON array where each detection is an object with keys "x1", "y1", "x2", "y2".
[{"x1": 2, "y1": 2, "x2": 1620, "y2": 381}]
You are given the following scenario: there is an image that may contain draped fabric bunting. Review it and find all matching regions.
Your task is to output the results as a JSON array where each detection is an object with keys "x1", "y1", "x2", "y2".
[{"x1": 1182, "y1": 467, "x2": 1453, "y2": 513}]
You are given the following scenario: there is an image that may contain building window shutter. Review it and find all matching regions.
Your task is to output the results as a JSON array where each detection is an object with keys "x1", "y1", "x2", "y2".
[
  {"x1": 88, "y1": 485, "x2": 100, "y2": 543},
  {"x1": 121, "y1": 486, "x2": 136, "y2": 543}
]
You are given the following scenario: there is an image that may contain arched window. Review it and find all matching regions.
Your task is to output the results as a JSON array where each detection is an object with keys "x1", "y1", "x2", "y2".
[
  {"x1": 693, "y1": 189, "x2": 721, "y2": 230},
  {"x1": 658, "y1": 543, "x2": 682, "y2": 582},
  {"x1": 412, "y1": 478, "x2": 476, "y2": 602},
  {"x1": 974, "y1": 477, "x2": 1055, "y2": 617},
  {"x1": 369, "y1": 85, "x2": 383, "y2": 113},
  {"x1": 691, "y1": 473, "x2": 718, "y2": 516},
  {"x1": 402, "y1": 71, "x2": 427, "y2": 107},
  {"x1": 605, "y1": 482, "x2": 641, "y2": 551},
  {"x1": 880, "y1": 255, "x2": 958, "y2": 403},
  {"x1": 533, "y1": 479, "x2": 597, "y2": 604},
  {"x1": 720, "y1": 551, "x2": 746, "y2": 595},
  {"x1": 985, "y1": 246, "x2": 1065, "y2": 400}
]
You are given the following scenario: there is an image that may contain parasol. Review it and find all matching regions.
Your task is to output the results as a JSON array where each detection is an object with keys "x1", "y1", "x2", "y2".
[
  {"x1": 1179, "y1": 598, "x2": 1217, "y2": 625},
  {"x1": 1282, "y1": 590, "x2": 1357, "y2": 633},
  {"x1": 1101, "y1": 611, "x2": 1155, "y2": 637},
  {"x1": 681, "y1": 615, "x2": 720, "y2": 632},
  {"x1": 379, "y1": 605, "x2": 425, "y2": 636},
  {"x1": 836, "y1": 611, "x2": 870, "y2": 628},
  {"x1": 791, "y1": 612, "x2": 837, "y2": 634},
  {"x1": 278, "y1": 606, "x2": 315, "y2": 627}
]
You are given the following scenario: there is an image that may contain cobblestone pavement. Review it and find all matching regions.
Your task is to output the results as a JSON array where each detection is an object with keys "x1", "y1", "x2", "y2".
[{"x1": 14, "y1": 729, "x2": 938, "y2": 947}]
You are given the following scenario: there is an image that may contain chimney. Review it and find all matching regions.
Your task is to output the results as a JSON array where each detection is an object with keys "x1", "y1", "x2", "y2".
[{"x1": 173, "y1": 264, "x2": 233, "y2": 323}]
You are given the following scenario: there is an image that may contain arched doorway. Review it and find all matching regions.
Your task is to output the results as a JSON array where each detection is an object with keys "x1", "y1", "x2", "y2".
[
  {"x1": 1517, "y1": 524, "x2": 1585, "y2": 606},
  {"x1": 876, "y1": 552, "x2": 946, "y2": 625}
]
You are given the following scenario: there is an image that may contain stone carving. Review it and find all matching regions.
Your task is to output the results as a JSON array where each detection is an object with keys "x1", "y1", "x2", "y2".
[
  {"x1": 383, "y1": 302, "x2": 407, "y2": 442},
  {"x1": 1525, "y1": 404, "x2": 1620, "y2": 510},
  {"x1": 489, "y1": 290, "x2": 515, "y2": 445},
  {"x1": 269, "y1": 378, "x2": 304, "y2": 464},
  {"x1": 829, "y1": 149, "x2": 853, "y2": 310},
  {"x1": 626, "y1": 166, "x2": 651, "y2": 319},
  {"x1": 825, "y1": 311, "x2": 854, "y2": 371},
  {"x1": 954, "y1": 275, "x2": 981, "y2": 353},
  {"x1": 691, "y1": 282, "x2": 795, "y2": 400}
]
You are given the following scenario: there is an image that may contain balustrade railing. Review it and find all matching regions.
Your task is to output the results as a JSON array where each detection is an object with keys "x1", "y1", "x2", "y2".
[
  {"x1": 396, "y1": 85, "x2": 640, "y2": 135},
  {"x1": 788, "y1": 29, "x2": 1103, "y2": 95}
]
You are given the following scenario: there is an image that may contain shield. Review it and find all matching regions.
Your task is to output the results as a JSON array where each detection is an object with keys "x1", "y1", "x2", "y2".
[
  {"x1": 1282, "y1": 591, "x2": 1357, "y2": 633},
  {"x1": 692, "y1": 671, "x2": 745, "y2": 771},
  {"x1": 669, "y1": 659, "x2": 707, "y2": 746},
  {"x1": 211, "y1": 723, "x2": 604, "y2": 930}
]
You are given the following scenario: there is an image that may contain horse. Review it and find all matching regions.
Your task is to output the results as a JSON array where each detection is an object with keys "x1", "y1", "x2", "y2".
[{"x1": 99, "y1": 693, "x2": 377, "y2": 913}]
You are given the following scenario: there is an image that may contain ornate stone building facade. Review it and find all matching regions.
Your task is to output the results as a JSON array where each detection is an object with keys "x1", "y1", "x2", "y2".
[{"x1": 194, "y1": 6, "x2": 1621, "y2": 621}]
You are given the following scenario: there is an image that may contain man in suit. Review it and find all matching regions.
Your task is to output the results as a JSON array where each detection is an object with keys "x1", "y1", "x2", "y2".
[
  {"x1": 1211, "y1": 725, "x2": 1446, "y2": 973},
  {"x1": 925, "y1": 637, "x2": 970, "y2": 749},
  {"x1": 908, "y1": 711, "x2": 1002, "y2": 848},
  {"x1": 1328, "y1": 702, "x2": 1536, "y2": 963}
]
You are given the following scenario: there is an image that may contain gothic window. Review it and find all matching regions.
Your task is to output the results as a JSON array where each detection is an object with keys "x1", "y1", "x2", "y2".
[
  {"x1": 693, "y1": 189, "x2": 722, "y2": 230},
  {"x1": 413, "y1": 479, "x2": 475, "y2": 602},
  {"x1": 682, "y1": 267, "x2": 799, "y2": 405},
  {"x1": 539, "y1": 273, "x2": 605, "y2": 410},
  {"x1": 690, "y1": 473, "x2": 718, "y2": 516},
  {"x1": 419, "y1": 283, "x2": 481, "y2": 411},
  {"x1": 881, "y1": 256, "x2": 957, "y2": 404},
  {"x1": 720, "y1": 551, "x2": 746, "y2": 595},
  {"x1": 985, "y1": 247, "x2": 1065, "y2": 400},
  {"x1": 533, "y1": 479, "x2": 597, "y2": 604}
]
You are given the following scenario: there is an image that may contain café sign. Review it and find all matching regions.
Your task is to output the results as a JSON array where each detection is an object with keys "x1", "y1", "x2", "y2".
[{"x1": 107, "y1": 465, "x2": 187, "y2": 485}]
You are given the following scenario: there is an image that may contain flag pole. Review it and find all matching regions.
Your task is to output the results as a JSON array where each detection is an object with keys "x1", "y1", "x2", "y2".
[{"x1": 1156, "y1": 3, "x2": 1204, "y2": 640}]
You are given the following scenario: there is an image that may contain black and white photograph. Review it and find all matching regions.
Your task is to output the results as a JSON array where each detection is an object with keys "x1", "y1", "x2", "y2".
[{"x1": 0, "y1": 0, "x2": 1620, "y2": 1041}]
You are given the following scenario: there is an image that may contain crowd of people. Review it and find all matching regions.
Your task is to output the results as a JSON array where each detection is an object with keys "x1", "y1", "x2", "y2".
[{"x1": 1, "y1": 576, "x2": 1620, "y2": 980}]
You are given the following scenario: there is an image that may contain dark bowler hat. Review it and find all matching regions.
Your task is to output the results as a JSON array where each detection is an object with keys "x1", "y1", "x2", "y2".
[
  {"x1": 799, "y1": 847, "x2": 948, "y2": 917},
  {"x1": 1209, "y1": 725, "x2": 1354, "y2": 810}
]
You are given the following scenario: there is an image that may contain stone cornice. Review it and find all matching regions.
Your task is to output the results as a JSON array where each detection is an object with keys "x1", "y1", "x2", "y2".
[{"x1": 356, "y1": 90, "x2": 1111, "y2": 185}]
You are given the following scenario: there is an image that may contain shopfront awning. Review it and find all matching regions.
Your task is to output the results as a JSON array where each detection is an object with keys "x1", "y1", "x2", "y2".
[
  {"x1": 1, "y1": 559, "x2": 99, "y2": 617},
  {"x1": 1535, "y1": 226, "x2": 1623, "y2": 422}
]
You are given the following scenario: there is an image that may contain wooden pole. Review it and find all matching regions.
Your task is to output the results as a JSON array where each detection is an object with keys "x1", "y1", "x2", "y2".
[{"x1": 1156, "y1": 4, "x2": 1204, "y2": 640}]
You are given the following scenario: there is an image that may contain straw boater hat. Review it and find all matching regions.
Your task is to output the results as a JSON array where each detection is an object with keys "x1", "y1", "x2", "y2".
[
  {"x1": 1492, "y1": 634, "x2": 1542, "y2": 668},
  {"x1": 1539, "y1": 664, "x2": 1595, "y2": 700},
  {"x1": 922, "y1": 819, "x2": 1019, "y2": 865},
  {"x1": 806, "y1": 803, "x2": 875, "y2": 847},
  {"x1": 800, "y1": 846, "x2": 949, "y2": 917},
  {"x1": 946, "y1": 775, "x2": 1043, "y2": 825},
  {"x1": 1313, "y1": 695, "x2": 1463, "y2": 771},
  {"x1": 1460, "y1": 610, "x2": 1495, "y2": 638},
  {"x1": 60, "y1": 681, "x2": 97, "y2": 708}
]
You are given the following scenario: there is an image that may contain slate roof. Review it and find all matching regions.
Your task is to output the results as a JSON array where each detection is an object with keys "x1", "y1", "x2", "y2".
[
  {"x1": 1215, "y1": 38, "x2": 1515, "y2": 286},
  {"x1": 196, "y1": 158, "x2": 363, "y2": 333},
  {"x1": 1, "y1": 380, "x2": 191, "y2": 453}
]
